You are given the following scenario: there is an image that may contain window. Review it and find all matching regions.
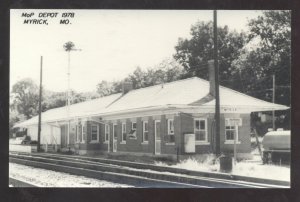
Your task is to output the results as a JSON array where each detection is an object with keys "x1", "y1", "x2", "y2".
[
  {"x1": 91, "y1": 124, "x2": 99, "y2": 142},
  {"x1": 194, "y1": 119, "x2": 207, "y2": 142},
  {"x1": 225, "y1": 118, "x2": 239, "y2": 142},
  {"x1": 128, "y1": 122, "x2": 137, "y2": 139},
  {"x1": 122, "y1": 123, "x2": 126, "y2": 142},
  {"x1": 132, "y1": 122, "x2": 137, "y2": 130},
  {"x1": 104, "y1": 124, "x2": 109, "y2": 143},
  {"x1": 142, "y1": 121, "x2": 148, "y2": 143},
  {"x1": 165, "y1": 119, "x2": 175, "y2": 143},
  {"x1": 113, "y1": 124, "x2": 117, "y2": 139}
]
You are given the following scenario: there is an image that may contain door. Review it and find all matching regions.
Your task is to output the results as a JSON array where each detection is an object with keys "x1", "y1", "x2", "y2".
[
  {"x1": 113, "y1": 124, "x2": 117, "y2": 152},
  {"x1": 61, "y1": 125, "x2": 68, "y2": 148},
  {"x1": 154, "y1": 120, "x2": 161, "y2": 155}
]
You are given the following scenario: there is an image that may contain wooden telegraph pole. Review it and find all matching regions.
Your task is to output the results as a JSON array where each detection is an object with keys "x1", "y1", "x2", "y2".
[
  {"x1": 214, "y1": 10, "x2": 221, "y2": 156},
  {"x1": 37, "y1": 56, "x2": 43, "y2": 152}
]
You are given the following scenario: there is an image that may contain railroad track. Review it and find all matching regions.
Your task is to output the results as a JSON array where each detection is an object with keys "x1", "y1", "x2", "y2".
[{"x1": 9, "y1": 152, "x2": 290, "y2": 188}]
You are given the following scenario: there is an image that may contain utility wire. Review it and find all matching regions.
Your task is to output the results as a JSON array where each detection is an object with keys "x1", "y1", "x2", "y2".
[
  {"x1": 185, "y1": 64, "x2": 274, "y2": 86},
  {"x1": 220, "y1": 75, "x2": 272, "y2": 83}
]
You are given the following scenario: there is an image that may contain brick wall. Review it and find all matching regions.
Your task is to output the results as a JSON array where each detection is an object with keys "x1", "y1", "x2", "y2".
[
  {"x1": 220, "y1": 114, "x2": 251, "y2": 154},
  {"x1": 115, "y1": 117, "x2": 153, "y2": 153},
  {"x1": 85, "y1": 121, "x2": 102, "y2": 151},
  {"x1": 146, "y1": 117, "x2": 155, "y2": 153},
  {"x1": 71, "y1": 112, "x2": 251, "y2": 156},
  {"x1": 179, "y1": 113, "x2": 213, "y2": 155},
  {"x1": 160, "y1": 115, "x2": 178, "y2": 155},
  {"x1": 73, "y1": 121, "x2": 104, "y2": 152},
  {"x1": 179, "y1": 113, "x2": 251, "y2": 155},
  {"x1": 99, "y1": 114, "x2": 180, "y2": 155}
]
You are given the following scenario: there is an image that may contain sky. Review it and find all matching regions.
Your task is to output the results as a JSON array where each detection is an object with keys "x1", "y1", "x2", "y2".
[{"x1": 10, "y1": 10, "x2": 262, "y2": 93}]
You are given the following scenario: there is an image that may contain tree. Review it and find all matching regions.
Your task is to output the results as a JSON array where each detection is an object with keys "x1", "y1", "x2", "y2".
[
  {"x1": 129, "y1": 58, "x2": 186, "y2": 89},
  {"x1": 11, "y1": 78, "x2": 39, "y2": 119},
  {"x1": 9, "y1": 109, "x2": 23, "y2": 137},
  {"x1": 71, "y1": 90, "x2": 88, "y2": 104},
  {"x1": 155, "y1": 58, "x2": 187, "y2": 82},
  {"x1": 96, "y1": 80, "x2": 118, "y2": 97},
  {"x1": 96, "y1": 58, "x2": 186, "y2": 95},
  {"x1": 42, "y1": 91, "x2": 66, "y2": 110},
  {"x1": 232, "y1": 11, "x2": 291, "y2": 106},
  {"x1": 173, "y1": 21, "x2": 247, "y2": 90},
  {"x1": 128, "y1": 67, "x2": 147, "y2": 89},
  {"x1": 79, "y1": 91, "x2": 101, "y2": 101},
  {"x1": 232, "y1": 11, "x2": 291, "y2": 132},
  {"x1": 43, "y1": 90, "x2": 100, "y2": 110}
]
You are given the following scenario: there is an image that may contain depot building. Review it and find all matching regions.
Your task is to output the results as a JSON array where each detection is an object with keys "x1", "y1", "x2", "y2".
[{"x1": 14, "y1": 63, "x2": 288, "y2": 158}]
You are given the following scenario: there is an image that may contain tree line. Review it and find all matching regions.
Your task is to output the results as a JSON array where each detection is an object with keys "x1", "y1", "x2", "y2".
[
  {"x1": 10, "y1": 11, "x2": 290, "y2": 135},
  {"x1": 96, "y1": 11, "x2": 290, "y2": 106}
]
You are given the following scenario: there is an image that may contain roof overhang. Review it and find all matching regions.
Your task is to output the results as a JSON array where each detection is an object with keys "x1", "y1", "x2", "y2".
[
  {"x1": 197, "y1": 104, "x2": 290, "y2": 114},
  {"x1": 14, "y1": 103, "x2": 289, "y2": 128}
]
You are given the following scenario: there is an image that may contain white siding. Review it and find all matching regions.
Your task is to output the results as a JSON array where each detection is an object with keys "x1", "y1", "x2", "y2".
[
  {"x1": 27, "y1": 124, "x2": 61, "y2": 145},
  {"x1": 27, "y1": 126, "x2": 38, "y2": 141}
]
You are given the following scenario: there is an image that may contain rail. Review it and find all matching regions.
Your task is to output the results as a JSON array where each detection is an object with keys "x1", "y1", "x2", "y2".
[{"x1": 9, "y1": 152, "x2": 289, "y2": 188}]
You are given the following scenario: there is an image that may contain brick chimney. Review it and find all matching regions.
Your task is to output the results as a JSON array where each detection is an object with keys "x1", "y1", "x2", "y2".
[
  {"x1": 122, "y1": 81, "x2": 133, "y2": 95},
  {"x1": 208, "y1": 60, "x2": 216, "y2": 97}
]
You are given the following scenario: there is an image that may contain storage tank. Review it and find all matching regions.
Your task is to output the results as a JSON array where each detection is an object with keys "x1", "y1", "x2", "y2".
[
  {"x1": 262, "y1": 130, "x2": 290, "y2": 164},
  {"x1": 262, "y1": 130, "x2": 290, "y2": 151}
]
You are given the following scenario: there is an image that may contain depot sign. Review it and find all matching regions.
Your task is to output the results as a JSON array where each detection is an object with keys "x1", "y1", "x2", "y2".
[{"x1": 226, "y1": 118, "x2": 242, "y2": 126}]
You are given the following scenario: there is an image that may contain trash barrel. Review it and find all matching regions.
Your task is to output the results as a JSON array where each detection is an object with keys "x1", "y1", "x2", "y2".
[{"x1": 219, "y1": 155, "x2": 232, "y2": 173}]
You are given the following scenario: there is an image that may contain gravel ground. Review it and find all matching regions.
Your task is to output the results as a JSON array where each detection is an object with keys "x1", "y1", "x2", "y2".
[
  {"x1": 155, "y1": 155, "x2": 290, "y2": 182},
  {"x1": 9, "y1": 163, "x2": 133, "y2": 187}
]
